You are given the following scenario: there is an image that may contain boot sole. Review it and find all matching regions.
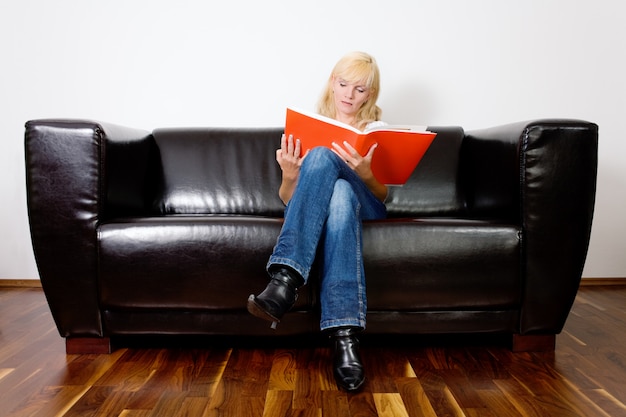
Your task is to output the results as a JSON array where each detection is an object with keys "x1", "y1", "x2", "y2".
[{"x1": 247, "y1": 295, "x2": 281, "y2": 324}]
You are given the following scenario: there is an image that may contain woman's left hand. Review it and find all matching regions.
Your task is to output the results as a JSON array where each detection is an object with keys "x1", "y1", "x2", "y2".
[
  {"x1": 332, "y1": 141, "x2": 388, "y2": 201},
  {"x1": 331, "y1": 141, "x2": 377, "y2": 182}
]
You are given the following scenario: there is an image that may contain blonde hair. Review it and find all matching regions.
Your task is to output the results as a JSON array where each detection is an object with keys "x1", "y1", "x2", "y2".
[{"x1": 316, "y1": 51, "x2": 382, "y2": 130}]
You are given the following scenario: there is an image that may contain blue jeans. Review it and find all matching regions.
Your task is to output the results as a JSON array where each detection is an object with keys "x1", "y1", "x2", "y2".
[{"x1": 268, "y1": 147, "x2": 387, "y2": 331}]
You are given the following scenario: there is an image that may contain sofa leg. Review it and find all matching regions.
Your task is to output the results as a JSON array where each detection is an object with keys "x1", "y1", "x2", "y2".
[
  {"x1": 511, "y1": 334, "x2": 556, "y2": 352},
  {"x1": 66, "y1": 337, "x2": 111, "y2": 354}
]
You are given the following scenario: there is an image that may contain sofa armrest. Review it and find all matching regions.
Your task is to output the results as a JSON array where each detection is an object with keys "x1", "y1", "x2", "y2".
[
  {"x1": 467, "y1": 120, "x2": 598, "y2": 334},
  {"x1": 25, "y1": 119, "x2": 151, "y2": 337}
]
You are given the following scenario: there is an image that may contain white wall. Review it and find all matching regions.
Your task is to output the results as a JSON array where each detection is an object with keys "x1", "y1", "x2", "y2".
[{"x1": 1, "y1": 0, "x2": 624, "y2": 279}]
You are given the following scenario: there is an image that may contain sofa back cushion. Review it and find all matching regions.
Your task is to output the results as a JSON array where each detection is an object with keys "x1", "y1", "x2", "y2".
[
  {"x1": 386, "y1": 126, "x2": 467, "y2": 217},
  {"x1": 151, "y1": 127, "x2": 286, "y2": 217}
]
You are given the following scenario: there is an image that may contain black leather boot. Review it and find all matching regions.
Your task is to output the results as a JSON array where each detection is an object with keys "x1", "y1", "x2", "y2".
[
  {"x1": 331, "y1": 327, "x2": 365, "y2": 392},
  {"x1": 247, "y1": 266, "x2": 304, "y2": 328}
]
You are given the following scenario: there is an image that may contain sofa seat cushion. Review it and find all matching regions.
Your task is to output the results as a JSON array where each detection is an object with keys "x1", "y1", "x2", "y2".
[
  {"x1": 363, "y1": 218, "x2": 522, "y2": 310},
  {"x1": 97, "y1": 216, "x2": 312, "y2": 311},
  {"x1": 99, "y1": 217, "x2": 521, "y2": 315}
]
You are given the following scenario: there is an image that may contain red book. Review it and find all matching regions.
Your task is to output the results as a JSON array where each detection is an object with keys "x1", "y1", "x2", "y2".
[{"x1": 284, "y1": 107, "x2": 437, "y2": 185}]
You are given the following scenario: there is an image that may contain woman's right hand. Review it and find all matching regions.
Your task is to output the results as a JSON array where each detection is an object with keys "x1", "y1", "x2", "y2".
[
  {"x1": 276, "y1": 134, "x2": 304, "y2": 180},
  {"x1": 276, "y1": 134, "x2": 306, "y2": 204}
]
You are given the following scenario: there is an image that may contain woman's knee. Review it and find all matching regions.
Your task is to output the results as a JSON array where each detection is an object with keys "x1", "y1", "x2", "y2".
[
  {"x1": 302, "y1": 147, "x2": 338, "y2": 171},
  {"x1": 329, "y1": 180, "x2": 359, "y2": 219}
]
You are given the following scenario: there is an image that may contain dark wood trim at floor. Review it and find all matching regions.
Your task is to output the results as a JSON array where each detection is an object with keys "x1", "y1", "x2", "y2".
[
  {"x1": 1, "y1": 285, "x2": 626, "y2": 416},
  {"x1": 579, "y1": 277, "x2": 626, "y2": 286},
  {"x1": 0, "y1": 279, "x2": 43, "y2": 287}
]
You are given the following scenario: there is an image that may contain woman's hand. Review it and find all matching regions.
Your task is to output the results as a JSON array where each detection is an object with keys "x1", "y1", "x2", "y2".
[
  {"x1": 331, "y1": 141, "x2": 388, "y2": 202},
  {"x1": 277, "y1": 134, "x2": 306, "y2": 204},
  {"x1": 331, "y1": 141, "x2": 376, "y2": 181},
  {"x1": 277, "y1": 134, "x2": 304, "y2": 177}
]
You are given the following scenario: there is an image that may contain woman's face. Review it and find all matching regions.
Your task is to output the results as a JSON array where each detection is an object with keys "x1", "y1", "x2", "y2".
[{"x1": 332, "y1": 76, "x2": 371, "y2": 120}]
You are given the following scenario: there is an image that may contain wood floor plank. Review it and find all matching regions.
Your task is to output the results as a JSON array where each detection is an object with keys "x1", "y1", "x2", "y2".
[
  {"x1": 293, "y1": 368, "x2": 322, "y2": 410},
  {"x1": 63, "y1": 385, "x2": 117, "y2": 417},
  {"x1": 185, "y1": 349, "x2": 232, "y2": 397},
  {"x1": 361, "y1": 348, "x2": 415, "y2": 393},
  {"x1": 473, "y1": 389, "x2": 521, "y2": 417},
  {"x1": 4, "y1": 385, "x2": 85, "y2": 417},
  {"x1": 422, "y1": 386, "x2": 466, "y2": 417},
  {"x1": 348, "y1": 392, "x2": 379, "y2": 417},
  {"x1": 203, "y1": 349, "x2": 272, "y2": 417},
  {"x1": 93, "y1": 388, "x2": 139, "y2": 417},
  {"x1": 145, "y1": 391, "x2": 189, "y2": 417},
  {"x1": 321, "y1": 390, "x2": 350, "y2": 416},
  {"x1": 262, "y1": 390, "x2": 292, "y2": 417},
  {"x1": 373, "y1": 393, "x2": 410, "y2": 417},
  {"x1": 118, "y1": 410, "x2": 152, "y2": 417},
  {"x1": 395, "y1": 377, "x2": 438, "y2": 417},
  {"x1": 0, "y1": 348, "x2": 74, "y2": 415},
  {"x1": 268, "y1": 349, "x2": 298, "y2": 391},
  {"x1": 492, "y1": 378, "x2": 547, "y2": 417},
  {"x1": 440, "y1": 369, "x2": 485, "y2": 409},
  {"x1": 582, "y1": 389, "x2": 626, "y2": 417},
  {"x1": 173, "y1": 397, "x2": 212, "y2": 417}
]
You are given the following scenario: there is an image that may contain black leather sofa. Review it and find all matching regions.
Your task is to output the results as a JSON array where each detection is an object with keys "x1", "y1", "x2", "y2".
[{"x1": 24, "y1": 118, "x2": 598, "y2": 354}]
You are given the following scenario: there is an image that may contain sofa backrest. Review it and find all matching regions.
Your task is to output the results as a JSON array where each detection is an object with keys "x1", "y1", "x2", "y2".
[{"x1": 147, "y1": 126, "x2": 470, "y2": 218}]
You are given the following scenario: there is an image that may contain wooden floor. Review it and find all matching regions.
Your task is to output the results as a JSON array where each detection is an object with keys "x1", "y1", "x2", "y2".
[{"x1": 1, "y1": 287, "x2": 625, "y2": 417}]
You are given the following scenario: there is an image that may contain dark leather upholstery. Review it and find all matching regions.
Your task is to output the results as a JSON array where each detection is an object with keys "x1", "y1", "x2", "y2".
[{"x1": 25, "y1": 119, "x2": 598, "y2": 344}]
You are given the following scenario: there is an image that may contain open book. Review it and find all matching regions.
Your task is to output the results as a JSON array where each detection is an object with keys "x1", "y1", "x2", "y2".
[{"x1": 284, "y1": 107, "x2": 437, "y2": 185}]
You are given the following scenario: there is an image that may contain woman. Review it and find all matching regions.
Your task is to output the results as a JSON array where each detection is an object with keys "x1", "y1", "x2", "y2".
[{"x1": 247, "y1": 51, "x2": 387, "y2": 392}]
